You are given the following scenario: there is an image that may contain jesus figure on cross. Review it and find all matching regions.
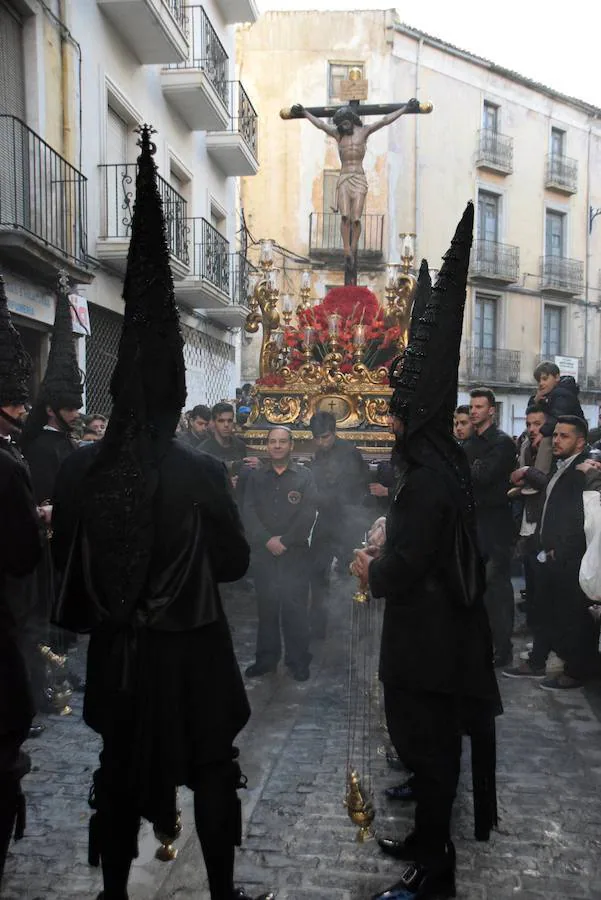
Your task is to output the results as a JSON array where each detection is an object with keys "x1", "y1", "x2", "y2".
[{"x1": 291, "y1": 98, "x2": 420, "y2": 265}]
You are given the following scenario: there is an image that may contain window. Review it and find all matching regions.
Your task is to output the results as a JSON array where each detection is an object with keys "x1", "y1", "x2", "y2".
[
  {"x1": 474, "y1": 294, "x2": 497, "y2": 350},
  {"x1": 477, "y1": 190, "x2": 500, "y2": 244},
  {"x1": 0, "y1": 0, "x2": 25, "y2": 118},
  {"x1": 550, "y1": 127, "x2": 565, "y2": 159},
  {"x1": 482, "y1": 101, "x2": 498, "y2": 133},
  {"x1": 543, "y1": 305, "x2": 563, "y2": 357},
  {"x1": 545, "y1": 210, "x2": 565, "y2": 258},
  {"x1": 210, "y1": 203, "x2": 226, "y2": 236},
  {"x1": 328, "y1": 62, "x2": 364, "y2": 104}
]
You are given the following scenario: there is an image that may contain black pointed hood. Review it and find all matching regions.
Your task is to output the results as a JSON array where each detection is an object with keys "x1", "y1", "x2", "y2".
[
  {"x1": 39, "y1": 272, "x2": 84, "y2": 411},
  {"x1": 0, "y1": 274, "x2": 32, "y2": 407},
  {"x1": 389, "y1": 203, "x2": 474, "y2": 437},
  {"x1": 81, "y1": 124, "x2": 187, "y2": 621}
]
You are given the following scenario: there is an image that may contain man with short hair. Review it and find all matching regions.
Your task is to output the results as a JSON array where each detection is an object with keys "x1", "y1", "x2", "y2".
[
  {"x1": 243, "y1": 427, "x2": 317, "y2": 681},
  {"x1": 202, "y1": 402, "x2": 260, "y2": 474},
  {"x1": 308, "y1": 411, "x2": 369, "y2": 638},
  {"x1": 453, "y1": 404, "x2": 472, "y2": 443},
  {"x1": 506, "y1": 416, "x2": 600, "y2": 689},
  {"x1": 178, "y1": 404, "x2": 211, "y2": 451},
  {"x1": 464, "y1": 388, "x2": 517, "y2": 666}
]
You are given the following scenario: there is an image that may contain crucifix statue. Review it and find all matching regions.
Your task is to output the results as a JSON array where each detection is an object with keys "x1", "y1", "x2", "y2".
[{"x1": 281, "y1": 71, "x2": 432, "y2": 285}]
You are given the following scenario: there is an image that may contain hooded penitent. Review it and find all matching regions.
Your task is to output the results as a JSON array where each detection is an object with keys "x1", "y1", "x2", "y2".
[
  {"x1": 81, "y1": 123, "x2": 187, "y2": 623},
  {"x1": 0, "y1": 275, "x2": 32, "y2": 413},
  {"x1": 388, "y1": 202, "x2": 498, "y2": 841},
  {"x1": 21, "y1": 273, "x2": 84, "y2": 443}
]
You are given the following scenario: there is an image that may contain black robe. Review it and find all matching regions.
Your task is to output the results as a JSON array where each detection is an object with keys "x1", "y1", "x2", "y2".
[
  {"x1": 51, "y1": 440, "x2": 251, "y2": 822},
  {"x1": 22, "y1": 428, "x2": 76, "y2": 504},
  {"x1": 369, "y1": 462, "x2": 501, "y2": 709}
]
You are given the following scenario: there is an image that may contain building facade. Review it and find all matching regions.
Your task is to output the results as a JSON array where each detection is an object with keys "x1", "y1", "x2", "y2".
[
  {"x1": 0, "y1": 0, "x2": 258, "y2": 415},
  {"x1": 237, "y1": 9, "x2": 601, "y2": 434}
]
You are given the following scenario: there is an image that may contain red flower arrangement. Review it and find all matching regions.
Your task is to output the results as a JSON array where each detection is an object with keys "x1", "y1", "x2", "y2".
[{"x1": 256, "y1": 286, "x2": 397, "y2": 386}]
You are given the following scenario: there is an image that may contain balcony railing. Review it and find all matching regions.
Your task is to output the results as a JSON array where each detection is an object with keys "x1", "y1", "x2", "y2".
[
  {"x1": 0, "y1": 114, "x2": 88, "y2": 265},
  {"x1": 545, "y1": 154, "x2": 578, "y2": 192},
  {"x1": 470, "y1": 239, "x2": 519, "y2": 282},
  {"x1": 167, "y1": 5, "x2": 229, "y2": 110},
  {"x1": 98, "y1": 163, "x2": 188, "y2": 266},
  {"x1": 309, "y1": 212, "x2": 384, "y2": 256},
  {"x1": 540, "y1": 255, "x2": 584, "y2": 294},
  {"x1": 185, "y1": 217, "x2": 230, "y2": 294},
  {"x1": 464, "y1": 348, "x2": 521, "y2": 384},
  {"x1": 231, "y1": 251, "x2": 257, "y2": 306},
  {"x1": 165, "y1": 0, "x2": 188, "y2": 32},
  {"x1": 476, "y1": 129, "x2": 513, "y2": 173},
  {"x1": 229, "y1": 81, "x2": 258, "y2": 157}
]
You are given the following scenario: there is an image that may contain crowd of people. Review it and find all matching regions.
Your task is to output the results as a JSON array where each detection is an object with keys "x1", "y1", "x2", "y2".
[{"x1": 2, "y1": 137, "x2": 601, "y2": 900}]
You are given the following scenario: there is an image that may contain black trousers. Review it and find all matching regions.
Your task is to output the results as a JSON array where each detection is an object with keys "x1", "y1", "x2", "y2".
[
  {"x1": 482, "y1": 542, "x2": 514, "y2": 661},
  {"x1": 384, "y1": 685, "x2": 461, "y2": 865},
  {"x1": 530, "y1": 557, "x2": 600, "y2": 681},
  {"x1": 91, "y1": 732, "x2": 243, "y2": 900},
  {"x1": 0, "y1": 730, "x2": 29, "y2": 891},
  {"x1": 252, "y1": 550, "x2": 310, "y2": 671}
]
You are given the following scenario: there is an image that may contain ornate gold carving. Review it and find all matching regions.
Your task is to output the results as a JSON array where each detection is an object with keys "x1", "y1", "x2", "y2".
[
  {"x1": 262, "y1": 395, "x2": 302, "y2": 424},
  {"x1": 365, "y1": 397, "x2": 391, "y2": 427}
]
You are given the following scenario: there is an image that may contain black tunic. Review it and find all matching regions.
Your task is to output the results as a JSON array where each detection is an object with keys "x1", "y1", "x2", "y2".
[
  {"x1": 22, "y1": 428, "x2": 76, "y2": 504},
  {"x1": 0, "y1": 450, "x2": 41, "y2": 736},
  {"x1": 369, "y1": 463, "x2": 501, "y2": 708},
  {"x1": 51, "y1": 440, "x2": 251, "y2": 816}
]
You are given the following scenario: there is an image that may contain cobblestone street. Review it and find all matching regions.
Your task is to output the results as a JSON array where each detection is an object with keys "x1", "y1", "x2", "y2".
[{"x1": 4, "y1": 581, "x2": 601, "y2": 900}]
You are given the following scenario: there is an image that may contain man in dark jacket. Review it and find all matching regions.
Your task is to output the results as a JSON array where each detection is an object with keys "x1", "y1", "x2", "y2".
[
  {"x1": 464, "y1": 388, "x2": 516, "y2": 666},
  {"x1": 309, "y1": 411, "x2": 369, "y2": 637},
  {"x1": 244, "y1": 426, "x2": 317, "y2": 681},
  {"x1": 353, "y1": 206, "x2": 501, "y2": 900},
  {"x1": 177, "y1": 403, "x2": 211, "y2": 451},
  {"x1": 0, "y1": 448, "x2": 42, "y2": 889},
  {"x1": 507, "y1": 416, "x2": 599, "y2": 689},
  {"x1": 51, "y1": 127, "x2": 272, "y2": 900}
]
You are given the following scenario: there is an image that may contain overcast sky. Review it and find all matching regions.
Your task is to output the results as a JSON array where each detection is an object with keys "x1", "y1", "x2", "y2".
[{"x1": 256, "y1": 0, "x2": 601, "y2": 108}]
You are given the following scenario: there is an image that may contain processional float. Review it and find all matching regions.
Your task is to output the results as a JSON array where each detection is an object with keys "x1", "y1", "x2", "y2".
[{"x1": 245, "y1": 69, "x2": 432, "y2": 838}]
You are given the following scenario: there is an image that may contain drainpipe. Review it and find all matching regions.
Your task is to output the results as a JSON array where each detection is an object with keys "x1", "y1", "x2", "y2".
[
  {"x1": 58, "y1": 0, "x2": 74, "y2": 164},
  {"x1": 584, "y1": 123, "x2": 593, "y2": 392}
]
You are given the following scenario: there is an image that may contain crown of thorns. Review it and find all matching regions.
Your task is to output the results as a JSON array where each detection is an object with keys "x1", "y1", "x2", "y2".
[{"x1": 332, "y1": 106, "x2": 362, "y2": 127}]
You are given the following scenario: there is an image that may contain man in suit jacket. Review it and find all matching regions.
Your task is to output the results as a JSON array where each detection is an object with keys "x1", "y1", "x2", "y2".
[{"x1": 522, "y1": 416, "x2": 600, "y2": 690}]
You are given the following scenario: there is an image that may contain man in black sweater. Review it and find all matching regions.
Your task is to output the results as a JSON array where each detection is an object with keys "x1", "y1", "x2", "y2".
[
  {"x1": 464, "y1": 388, "x2": 516, "y2": 666},
  {"x1": 243, "y1": 427, "x2": 317, "y2": 681}
]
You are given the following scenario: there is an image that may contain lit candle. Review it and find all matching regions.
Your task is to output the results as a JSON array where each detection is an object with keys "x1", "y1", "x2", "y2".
[
  {"x1": 272, "y1": 330, "x2": 284, "y2": 349},
  {"x1": 260, "y1": 239, "x2": 274, "y2": 265},
  {"x1": 267, "y1": 268, "x2": 279, "y2": 291},
  {"x1": 301, "y1": 270, "x2": 311, "y2": 290},
  {"x1": 281, "y1": 293, "x2": 294, "y2": 314},
  {"x1": 353, "y1": 324, "x2": 366, "y2": 347},
  {"x1": 327, "y1": 313, "x2": 341, "y2": 337},
  {"x1": 303, "y1": 326, "x2": 315, "y2": 347},
  {"x1": 402, "y1": 234, "x2": 414, "y2": 258},
  {"x1": 386, "y1": 265, "x2": 397, "y2": 289},
  {"x1": 247, "y1": 273, "x2": 259, "y2": 297}
]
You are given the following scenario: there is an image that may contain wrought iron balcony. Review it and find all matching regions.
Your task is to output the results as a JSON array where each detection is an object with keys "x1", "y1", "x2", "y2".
[
  {"x1": 230, "y1": 251, "x2": 257, "y2": 307},
  {"x1": 470, "y1": 239, "x2": 519, "y2": 283},
  {"x1": 309, "y1": 212, "x2": 384, "y2": 260},
  {"x1": 545, "y1": 154, "x2": 578, "y2": 194},
  {"x1": 540, "y1": 255, "x2": 583, "y2": 295},
  {"x1": 165, "y1": 5, "x2": 229, "y2": 108},
  {"x1": 464, "y1": 348, "x2": 521, "y2": 385},
  {"x1": 206, "y1": 81, "x2": 259, "y2": 176},
  {"x1": 475, "y1": 129, "x2": 513, "y2": 174},
  {"x1": 97, "y1": 163, "x2": 188, "y2": 274},
  {"x1": 0, "y1": 114, "x2": 88, "y2": 273},
  {"x1": 185, "y1": 217, "x2": 230, "y2": 294}
]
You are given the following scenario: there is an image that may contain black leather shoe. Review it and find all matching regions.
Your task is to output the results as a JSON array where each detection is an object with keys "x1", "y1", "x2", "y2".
[
  {"x1": 28, "y1": 722, "x2": 46, "y2": 739},
  {"x1": 384, "y1": 779, "x2": 416, "y2": 802},
  {"x1": 371, "y1": 861, "x2": 456, "y2": 899},
  {"x1": 377, "y1": 832, "x2": 418, "y2": 861},
  {"x1": 245, "y1": 663, "x2": 277, "y2": 678},
  {"x1": 291, "y1": 667, "x2": 310, "y2": 682}
]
